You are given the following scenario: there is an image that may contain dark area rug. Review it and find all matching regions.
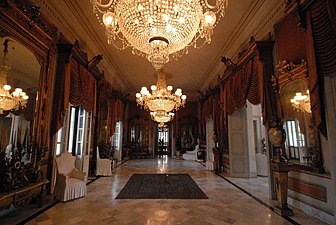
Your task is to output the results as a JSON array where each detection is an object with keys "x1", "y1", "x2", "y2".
[{"x1": 116, "y1": 174, "x2": 208, "y2": 199}]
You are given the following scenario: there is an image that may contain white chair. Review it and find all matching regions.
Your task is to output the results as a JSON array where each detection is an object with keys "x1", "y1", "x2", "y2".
[
  {"x1": 96, "y1": 147, "x2": 112, "y2": 176},
  {"x1": 182, "y1": 144, "x2": 199, "y2": 160},
  {"x1": 55, "y1": 151, "x2": 86, "y2": 202}
]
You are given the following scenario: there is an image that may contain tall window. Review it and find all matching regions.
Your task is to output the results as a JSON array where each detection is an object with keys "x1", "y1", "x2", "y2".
[
  {"x1": 56, "y1": 109, "x2": 69, "y2": 156},
  {"x1": 130, "y1": 126, "x2": 135, "y2": 142},
  {"x1": 158, "y1": 127, "x2": 169, "y2": 146},
  {"x1": 55, "y1": 105, "x2": 92, "y2": 156},
  {"x1": 114, "y1": 121, "x2": 122, "y2": 150},
  {"x1": 284, "y1": 120, "x2": 305, "y2": 161}
]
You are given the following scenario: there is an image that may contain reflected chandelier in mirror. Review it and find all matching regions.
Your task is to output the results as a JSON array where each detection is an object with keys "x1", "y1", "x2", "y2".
[
  {"x1": 290, "y1": 90, "x2": 311, "y2": 113},
  {"x1": 0, "y1": 39, "x2": 29, "y2": 114},
  {"x1": 272, "y1": 59, "x2": 325, "y2": 173}
]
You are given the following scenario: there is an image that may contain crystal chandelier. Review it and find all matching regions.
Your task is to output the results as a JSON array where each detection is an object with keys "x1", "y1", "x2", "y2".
[
  {"x1": 150, "y1": 110, "x2": 175, "y2": 123},
  {"x1": 290, "y1": 91, "x2": 311, "y2": 113},
  {"x1": 0, "y1": 39, "x2": 29, "y2": 114},
  {"x1": 136, "y1": 71, "x2": 186, "y2": 122},
  {"x1": 91, "y1": 0, "x2": 228, "y2": 70}
]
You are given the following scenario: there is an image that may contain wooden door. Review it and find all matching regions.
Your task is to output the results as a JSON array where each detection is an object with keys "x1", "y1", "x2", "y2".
[{"x1": 229, "y1": 108, "x2": 249, "y2": 177}]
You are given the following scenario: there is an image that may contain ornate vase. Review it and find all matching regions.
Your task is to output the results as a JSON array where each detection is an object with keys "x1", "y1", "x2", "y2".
[{"x1": 268, "y1": 119, "x2": 287, "y2": 163}]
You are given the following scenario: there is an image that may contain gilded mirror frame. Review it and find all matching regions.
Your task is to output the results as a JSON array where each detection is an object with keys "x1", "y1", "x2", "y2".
[
  {"x1": 272, "y1": 59, "x2": 324, "y2": 173},
  {"x1": 0, "y1": 0, "x2": 57, "y2": 174}
]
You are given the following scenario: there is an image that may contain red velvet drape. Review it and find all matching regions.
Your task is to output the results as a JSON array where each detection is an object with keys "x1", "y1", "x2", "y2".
[
  {"x1": 108, "y1": 98, "x2": 124, "y2": 137},
  {"x1": 50, "y1": 58, "x2": 70, "y2": 135},
  {"x1": 226, "y1": 56, "x2": 260, "y2": 115},
  {"x1": 201, "y1": 56, "x2": 260, "y2": 141},
  {"x1": 69, "y1": 59, "x2": 96, "y2": 112},
  {"x1": 309, "y1": 0, "x2": 336, "y2": 77},
  {"x1": 51, "y1": 58, "x2": 96, "y2": 135}
]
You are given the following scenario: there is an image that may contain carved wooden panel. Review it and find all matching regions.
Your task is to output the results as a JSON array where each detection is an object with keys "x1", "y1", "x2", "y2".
[{"x1": 0, "y1": 180, "x2": 48, "y2": 210}]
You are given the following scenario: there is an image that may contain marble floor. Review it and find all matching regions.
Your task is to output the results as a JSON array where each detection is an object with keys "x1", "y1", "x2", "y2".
[{"x1": 1, "y1": 158, "x2": 328, "y2": 225}]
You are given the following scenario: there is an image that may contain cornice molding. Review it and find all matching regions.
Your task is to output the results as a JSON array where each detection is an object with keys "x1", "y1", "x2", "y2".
[
  {"x1": 199, "y1": 0, "x2": 286, "y2": 91},
  {"x1": 198, "y1": 0, "x2": 262, "y2": 87},
  {"x1": 30, "y1": 0, "x2": 76, "y2": 41},
  {"x1": 30, "y1": 0, "x2": 129, "y2": 91},
  {"x1": 63, "y1": 0, "x2": 129, "y2": 91}
]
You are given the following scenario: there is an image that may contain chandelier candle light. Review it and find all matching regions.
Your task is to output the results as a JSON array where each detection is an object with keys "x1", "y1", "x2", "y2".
[
  {"x1": 0, "y1": 39, "x2": 29, "y2": 114},
  {"x1": 290, "y1": 90, "x2": 311, "y2": 113},
  {"x1": 91, "y1": 0, "x2": 228, "y2": 70},
  {"x1": 150, "y1": 111, "x2": 175, "y2": 127},
  {"x1": 136, "y1": 71, "x2": 186, "y2": 124}
]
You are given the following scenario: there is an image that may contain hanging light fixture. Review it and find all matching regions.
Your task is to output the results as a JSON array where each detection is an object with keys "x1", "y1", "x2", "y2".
[
  {"x1": 91, "y1": 0, "x2": 228, "y2": 70},
  {"x1": 135, "y1": 70, "x2": 186, "y2": 118},
  {"x1": 290, "y1": 90, "x2": 311, "y2": 113},
  {"x1": 150, "y1": 110, "x2": 175, "y2": 123},
  {"x1": 0, "y1": 39, "x2": 29, "y2": 114}
]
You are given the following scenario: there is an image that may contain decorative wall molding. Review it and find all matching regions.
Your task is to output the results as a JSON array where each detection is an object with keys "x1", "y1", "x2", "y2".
[{"x1": 288, "y1": 177, "x2": 327, "y2": 202}]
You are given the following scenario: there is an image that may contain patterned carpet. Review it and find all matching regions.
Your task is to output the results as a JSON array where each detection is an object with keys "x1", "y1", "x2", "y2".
[{"x1": 116, "y1": 174, "x2": 208, "y2": 199}]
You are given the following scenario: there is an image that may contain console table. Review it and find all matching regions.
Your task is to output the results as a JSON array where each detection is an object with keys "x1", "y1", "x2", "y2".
[{"x1": 0, "y1": 179, "x2": 49, "y2": 210}]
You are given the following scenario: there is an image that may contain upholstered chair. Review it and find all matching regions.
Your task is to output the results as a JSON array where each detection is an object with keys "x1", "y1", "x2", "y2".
[
  {"x1": 182, "y1": 144, "x2": 199, "y2": 160},
  {"x1": 55, "y1": 151, "x2": 87, "y2": 202},
  {"x1": 96, "y1": 147, "x2": 112, "y2": 176}
]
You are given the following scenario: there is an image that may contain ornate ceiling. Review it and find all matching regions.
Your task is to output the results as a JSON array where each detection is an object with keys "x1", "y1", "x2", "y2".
[{"x1": 31, "y1": 0, "x2": 285, "y2": 100}]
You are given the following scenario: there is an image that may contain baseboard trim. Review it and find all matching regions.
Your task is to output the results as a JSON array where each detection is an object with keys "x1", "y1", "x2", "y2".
[{"x1": 288, "y1": 197, "x2": 334, "y2": 224}]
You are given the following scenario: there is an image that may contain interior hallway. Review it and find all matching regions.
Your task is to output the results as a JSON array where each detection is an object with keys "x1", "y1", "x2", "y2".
[{"x1": 4, "y1": 158, "x2": 328, "y2": 225}]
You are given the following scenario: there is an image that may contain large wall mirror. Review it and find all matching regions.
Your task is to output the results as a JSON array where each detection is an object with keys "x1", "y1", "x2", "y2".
[
  {"x1": 273, "y1": 60, "x2": 323, "y2": 172},
  {"x1": 0, "y1": 0, "x2": 56, "y2": 199},
  {"x1": 281, "y1": 79, "x2": 313, "y2": 163},
  {"x1": 0, "y1": 37, "x2": 40, "y2": 153}
]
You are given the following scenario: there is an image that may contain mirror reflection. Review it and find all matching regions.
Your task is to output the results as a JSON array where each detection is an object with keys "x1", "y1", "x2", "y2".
[
  {"x1": 0, "y1": 37, "x2": 40, "y2": 161},
  {"x1": 280, "y1": 79, "x2": 315, "y2": 165}
]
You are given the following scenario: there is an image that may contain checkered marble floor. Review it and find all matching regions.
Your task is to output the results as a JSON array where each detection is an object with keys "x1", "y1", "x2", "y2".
[{"x1": 22, "y1": 158, "x2": 327, "y2": 225}]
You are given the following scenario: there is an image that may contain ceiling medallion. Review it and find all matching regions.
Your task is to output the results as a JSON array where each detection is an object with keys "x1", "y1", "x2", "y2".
[
  {"x1": 91, "y1": 0, "x2": 228, "y2": 70},
  {"x1": 136, "y1": 70, "x2": 186, "y2": 124}
]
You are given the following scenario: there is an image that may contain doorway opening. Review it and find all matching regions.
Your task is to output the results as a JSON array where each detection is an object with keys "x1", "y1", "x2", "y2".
[
  {"x1": 157, "y1": 126, "x2": 169, "y2": 156},
  {"x1": 225, "y1": 101, "x2": 273, "y2": 201}
]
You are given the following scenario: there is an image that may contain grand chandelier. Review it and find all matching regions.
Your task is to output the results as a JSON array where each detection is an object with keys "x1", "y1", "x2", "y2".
[
  {"x1": 150, "y1": 110, "x2": 175, "y2": 126},
  {"x1": 290, "y1": 90, "x2": 311, "y2": 113},
  {"x1": 0, "y1": 39, "x2": 29, "y2": 114},
  {"x1": 136, "y1": 71, "x2": 186, "y2": 122},
  {"x1": 91, "y1": 0, "x2": 228, "y2": 70}
]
